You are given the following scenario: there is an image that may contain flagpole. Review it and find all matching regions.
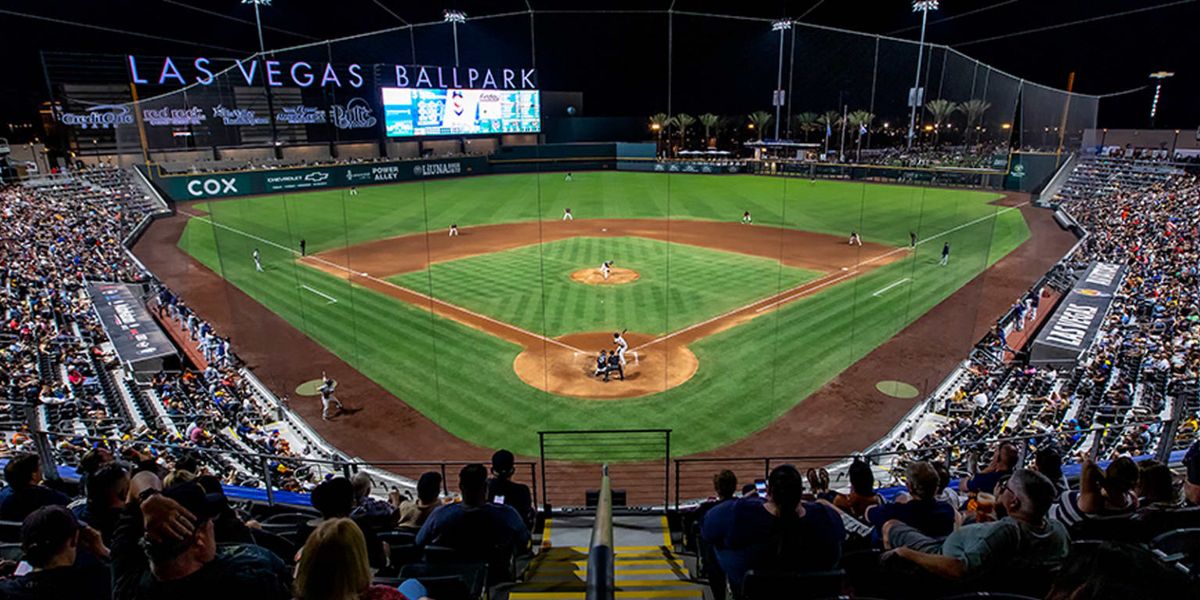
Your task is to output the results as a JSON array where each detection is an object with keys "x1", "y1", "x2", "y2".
[{"x1": 839, "y1": 104, "x2": 848, "y2": 162}]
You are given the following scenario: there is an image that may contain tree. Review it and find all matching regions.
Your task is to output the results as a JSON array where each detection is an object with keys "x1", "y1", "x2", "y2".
[
  {"x1": 698, "y1": 113, "x2": 719, "y2": 148},
  {"x1": 923, "y1": 99, "x2": 960, "y2": 145},
  {"x1": 959, "y1": 99, "x2": 992, "y2": 145},
  {"x1": 649, "y1": 112, "x2": 670, "y2": 155},
  {"x1": 815, "y1": 111, "x2": 841, "y2": 153},
  {"x1": 674, "y1": 113, "x2": 696, "y2": 149},
  {"x1": 792, "y1": 112, "x2": 820, "y2": 142},
  {"x1": 747, "y1": 111, "x2": 773, "y2": 141}
]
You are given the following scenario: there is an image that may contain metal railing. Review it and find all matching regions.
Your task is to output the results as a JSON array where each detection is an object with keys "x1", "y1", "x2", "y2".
[
  {"x1": 586, "y1": 464, "x2": 615, "y2": 600},
  {"x1": 538, "y1": 429, "x2": 670, "y2": 510}
]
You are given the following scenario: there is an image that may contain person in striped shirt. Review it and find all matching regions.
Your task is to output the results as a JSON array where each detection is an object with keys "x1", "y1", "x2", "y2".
[{"x1": 1048, "y1": 457, "x2": 1139, "y2": 529}]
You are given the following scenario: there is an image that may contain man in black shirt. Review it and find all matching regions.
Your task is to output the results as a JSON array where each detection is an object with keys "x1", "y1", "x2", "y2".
[
  {"x1": 72, "y1": 462, "x2": 129, "y2": 546},
  {"x1": 487, "y1": 450, "x2": 536, "y2": 531},
  {"x1": 0, "y1": 454, "x2": 71, "y2": 522},
  {"x1": 0, "y1": 505, "x2": 110, "y2": 600}
]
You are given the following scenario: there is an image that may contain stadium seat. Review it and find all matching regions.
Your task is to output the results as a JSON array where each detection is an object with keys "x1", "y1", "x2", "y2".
[
  {"x1": 1151, "y1": 528, "x2": 1200, "y2": 575},
  {"x1": 0, "y1": 521, "x2": 22, "y2": 543},
  {"x1": 741, "y1": 569, "x2": 845, "y2": 600},
  {"x1": 938, "y1": 594, "x2": 1040, "y2": 600},
  {"x1": 377, "y1": 528, "x2": 418, "y2": 548},
  {"x1": 0, "y1": 543, "x2": 22, "y2": 562},
  {"x1": 249, "y1": 529, "x2": 297, "y2": 564},
  {"x1": 399, "y1": 563, "x2": 487, "y2": 600}
]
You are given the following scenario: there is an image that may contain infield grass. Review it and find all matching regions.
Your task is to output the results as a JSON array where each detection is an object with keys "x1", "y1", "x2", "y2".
[{"x1": 177, "y1": 171, "x2": 1029, "y2": 457}]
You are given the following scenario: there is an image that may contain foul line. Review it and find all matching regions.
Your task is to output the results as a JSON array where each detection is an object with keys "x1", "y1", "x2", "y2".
[
  {"x1": 178, "y1": 209, "x2": 587, "y2": 354},
  {"x1": 871, "y1": 278, "x2": 912, "y2": 297},
  {"x1": 300, "y1": 285, "x2": 339, "y2": 304}
]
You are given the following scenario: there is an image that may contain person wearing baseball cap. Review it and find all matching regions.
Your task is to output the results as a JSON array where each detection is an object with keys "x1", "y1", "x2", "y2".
[
  {"x1": 1185, "y1": 440, "x2": 1200, "y2": 506},
  {"x1": 488, "y1": 449, "x2": 535, "y2": 531},
  {"x1": 110, "y1": 480, "x2": 293, "y2": 600},
  {"x1": 0, "y1": 505, "x2": 110, "y2": 599}
]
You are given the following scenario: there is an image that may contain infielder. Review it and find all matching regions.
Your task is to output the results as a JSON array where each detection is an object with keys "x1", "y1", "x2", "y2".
[
  {"x1": 563, "y1": 207, "x2": 574, "y2": 221},
  {"x1": 613, "y1": 331, "x2": 629, "y2": 366},
  {"x1": 849, "y1": 231, "x2": 862, "y2": 246},
  {"x1": 742, "y1": 211, "x2": 752, "y2": 224},
  {"x1": 253, "y1": 248, "x2": 263, "y2": 272},
  {"x1": 318, "y1": 373, "x2": 343, "y2": 421},
  {"x1": 940, "y1": 242, "x2": 951, "y2": 266},
  {"x1": 600, "y1": 260, "x2": 612, "y2": 280},
  {"x1": 449, "y1": 223, "x2": 459, "y2": 237}
]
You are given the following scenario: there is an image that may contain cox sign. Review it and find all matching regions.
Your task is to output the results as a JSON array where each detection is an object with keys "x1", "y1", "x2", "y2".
[{"x1": 186, "y1": 177, "x2": 240, "y2": 198}]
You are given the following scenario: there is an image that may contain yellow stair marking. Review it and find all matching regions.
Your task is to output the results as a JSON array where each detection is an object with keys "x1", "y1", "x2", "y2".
[
  {"x1": 660, "y1": 516, "x2": 673, "y2": 549},
  {"x1": 541, "y1": 518, "x2": 554, "y2": 548},
  {"x1": 509, "y1": 591, "x2": 703, "y2": 599}
]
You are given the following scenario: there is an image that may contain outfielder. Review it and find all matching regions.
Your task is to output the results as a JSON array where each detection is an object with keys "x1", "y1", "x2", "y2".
[
  {"x1": 253, "y1": 248, "x2": 264, "y2": 272},
  {"x1": 563, "y1": 207, "x2": 574, "y2": 221},
  {"x1": 613, "y1": 331, "x2": 629, "y2": 366},
  {"x1": 565, "y1": 172, "x2": 573, "y2": 182},
  {"x1": 940, "y1": 242, "x2": 951, "y2": 266},
  {"x1": 318, "y1": 373, "x2": 343, "y2": 421},
  {"x1": 600, "y1": 260, "x2": 612, "y2": 280}
]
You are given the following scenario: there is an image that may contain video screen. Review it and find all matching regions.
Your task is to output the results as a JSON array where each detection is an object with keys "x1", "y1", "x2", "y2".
[{"x1": 381, "y1": 88, "x2": 541, "y2": 137}]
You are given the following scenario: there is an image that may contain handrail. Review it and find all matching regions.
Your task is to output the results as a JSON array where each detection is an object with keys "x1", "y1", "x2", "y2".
[{"x1": 586, "y1": 464, "x2": 615, "y2": 600}]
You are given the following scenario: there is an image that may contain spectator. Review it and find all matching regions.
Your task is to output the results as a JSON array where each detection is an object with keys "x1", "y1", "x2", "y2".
[
  {"x1": 959, "y1": 442, "x2": 1018, "y2": 497},
  {"x1": 1032, "y1": 447, "x2": 1069, "y2": 496},
  {"x1": 686, "y1": 470, "x2": 738, "y2": 600},
  {"x1": 1134, "y1": 460, "x2": 1181, "y2": 511},
  {"x1": 1185, "y1": 440, "x2": 1200, "y2": 506},
  {"x1": 72, "y1": 462, "x2": 130, "y2": 545},
  {"x1": 396, "y1": 472, "x2": 442, "y2": 530},
  {"x1": 932, "y1": 463, "x2": 962, "y2": 510},
  {"x1": 883, "y1": 469, "x2": 1068, "y2": 581},
  {"x1": 110, "y1": 480, "x2": 292, "y2": 600},
  {"x1": 1045, "y1": 541, "x2": 1191, "y2": 600},
  {"x1": 416, "y1": 464, "x2": 530, "y2": 558},
  {"x1": 701, "y1": 464, "x2": 845, "y2": 594},
  {"x1": 0, "y1": 505, "x2": 110, "y2": 599},
  {"x1": 1050, "y1": 457, "x2": 1139, "y2": 528},
  {"x1": 311, "y1": 477, "x2": 386, "y2": 569},
  {"x1": 487, "y1": 449, "x2": 535, "y2": 531},
  {"x1": 293, "y1": 518, "x2": 416, "y2": 600},
  {"x1": 0, "y1": 454, "x2": 72, "y2": 522},
  {"x1": 194, "y1": 475, "x2": 255, "y2": 545},
  {"x1": 865, "y1": 461, "x2": 955, "y2": 546},
  {"x1": 833, "y1": 458, "x2": 881, "y2": 519},
  {"x1": 350, "y1": 472, "x2": 399, "y2": 529}
]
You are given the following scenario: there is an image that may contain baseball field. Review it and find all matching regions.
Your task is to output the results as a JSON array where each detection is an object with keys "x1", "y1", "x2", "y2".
[{"x1": 174, "y1": 171, "x2": 1029, "y2": 457}]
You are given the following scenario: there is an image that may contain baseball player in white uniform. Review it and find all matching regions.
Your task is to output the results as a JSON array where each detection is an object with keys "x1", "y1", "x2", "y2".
[
  {"x1": 449, "y1": 223, "x2": 459, "y2": 237},
  {"x1": 319, "y1": 373, "x2": 343, "y2": 421},
  {"x1": 253, "y1": 248, "x2": 264, "y2": 272},
  {"x1": 600, "y1": 260, "x2": 612, "y2": 280},
  {"x1": 613, "y1": 331, "x2": 629, "y2": 366},
  {"x1": 563, "y1": 207, "x2": 574, "y2": 221},
  {"x1": 849, "y1": 231, "x2": 863, "y2": 246},
  {"x1": 742, "y1": 211, "x2": 752, "y2": 224}
]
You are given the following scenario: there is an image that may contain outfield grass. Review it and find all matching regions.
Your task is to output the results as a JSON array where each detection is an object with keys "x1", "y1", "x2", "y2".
[
  {"x1": 389, "y1": 236, "x2": 822, "y2": 337},
  {"x1": 178, "y1": 172, "x2": 1029, "y2": 457}
]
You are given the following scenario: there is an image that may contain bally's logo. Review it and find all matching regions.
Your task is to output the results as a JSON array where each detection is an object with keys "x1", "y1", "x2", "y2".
[
  {"x1": 330, "y1": 98, "x2": 377, "y2": 130},
  {"x1": 60, "y1": 105, "x2": 134, "y2": 129},
  {"x1": 186, "y1": 177, "x2": 238, "y2": 197}
]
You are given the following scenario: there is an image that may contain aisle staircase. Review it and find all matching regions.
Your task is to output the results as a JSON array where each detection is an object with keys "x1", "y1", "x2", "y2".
[{"x1": 506, "y1": 514, "x2": 707, "y2": 600}]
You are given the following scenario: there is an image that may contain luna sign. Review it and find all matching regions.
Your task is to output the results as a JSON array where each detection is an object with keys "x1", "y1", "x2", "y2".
[{"x1": 127, "y1": 56, "x2": 537, "y2": 91}]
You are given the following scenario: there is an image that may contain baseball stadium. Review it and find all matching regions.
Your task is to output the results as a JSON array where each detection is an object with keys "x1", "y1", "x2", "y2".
[{"x1": 0, "y1": 2, "x2": 1198, "y2": 599}]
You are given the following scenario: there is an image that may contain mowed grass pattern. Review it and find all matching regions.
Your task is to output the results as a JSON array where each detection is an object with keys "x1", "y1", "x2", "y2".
[
  {"x1": 390, "y1": 237, "x2": 821, "y2": 337},
  {"x1": 177, "y1": 172, "x2": 1030, "y2": 457}
]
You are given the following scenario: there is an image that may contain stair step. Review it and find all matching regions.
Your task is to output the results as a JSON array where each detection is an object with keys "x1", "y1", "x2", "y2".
[{"x1": 509, "y1": 590, "x2": 704, "y2": 600}]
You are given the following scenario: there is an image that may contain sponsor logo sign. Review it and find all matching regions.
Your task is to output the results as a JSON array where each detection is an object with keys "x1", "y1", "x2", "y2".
[
  {"x1": 186, "y1": 177, "x2": 239, "y2": 197},
  {"x1": 60, "y1": 105, "x2": 134, "y2": 129},
  {"x1": 212, "y1": 105, "x2": 269, "y2": 126},
  {"x1": 330, "y1": 98, "x2": 377, "y2": 130},
  {"x1": 143, "y1": 106, "x2": 206, "y2": 127},
  {"x1": 413, "y1": 162, "x2": 462, "y2": 177},
  {"x1": 275, "y1": 105, "x2": 327, "y2": 125}
]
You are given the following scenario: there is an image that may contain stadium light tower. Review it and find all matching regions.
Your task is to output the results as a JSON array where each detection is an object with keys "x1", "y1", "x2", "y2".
[
  {"x1": 242, "y1": 0, "x2": 271, "y2": 56},
  {"x1": 906, "y1": 0, "x2": 938, "y2": 150},
  {"x1": 772, "y1": 19, "x2": 792, "y2": 141},
  {"x1": 444, "y1": 10, "x2": 467, "y2": 66},
  {"x1": 1149, "y1": 71, "x2": 1174, "y2": 127}
]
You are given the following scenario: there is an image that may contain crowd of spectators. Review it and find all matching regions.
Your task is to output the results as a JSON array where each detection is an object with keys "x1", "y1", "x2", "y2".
[{"x1": 850, "y1": 144, "x2": 1006, "y2": 169}]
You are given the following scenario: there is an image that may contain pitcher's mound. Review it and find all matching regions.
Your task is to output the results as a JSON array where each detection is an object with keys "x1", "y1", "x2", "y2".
[
  {"x1": 570, "y1": 267, "x2": 639, "y2": 285},
  {"x1": 513, "y1": 331, "x2": 697, "y2": 399}
]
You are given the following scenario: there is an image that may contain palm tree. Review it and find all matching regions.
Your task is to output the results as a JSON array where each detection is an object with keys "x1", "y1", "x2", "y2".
[
  {"x1": 846, "y1": 110, "x2": 875, "y2": 161},
  {"x1": 793, "y1": 112, "x2": 819, "y2": 142},
  {"x1": 674, "y1": 113, "x2": 696, "y2": 150},
  {"x1": 923, "y1": 99, "x2": 960, "y2": 145},
  {"x1": 649, "y1": 112, "x2": 670, "y2": 156},
  {"x1": 747, "y1": 111, "x2": 773, "y2": 141},
  {"x1": 959, "y1": 99, "x2": 992, "y2": 145},
  {"x1": 815, "y1": 111, "x2": 841, "y2": 154},
  {"x1": 698, "y1": 113, "x2": 719, "y2": 148}
]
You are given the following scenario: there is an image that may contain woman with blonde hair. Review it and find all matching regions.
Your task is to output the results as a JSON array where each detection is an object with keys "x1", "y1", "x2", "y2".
[{"x1": 294, "y1": 518, "x2": 425, "y2": 600}]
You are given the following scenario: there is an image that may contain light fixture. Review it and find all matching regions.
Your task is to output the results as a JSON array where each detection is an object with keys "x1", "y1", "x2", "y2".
[
  {"x1": 912, "y1": 0, "x2": 939, "y2": 11},
  {"x1": 1149, "y1": 71, "x2": 1174, "y2": 122},
  {"x1": 1001, "y1": 123, "x2": 1012, "y2": 130},
  {"x1": 650, "y1": 123, "x2": 661, "y2": 131},
  {"x1": 241, "y1": 0, "x2": 271, "y2": 4},
  {"x1": 444, "y1": 9, "x2": 466, "y2": 24},
  {"x1": 772, "y1": 19, "x2": 792, "y2": 32}
]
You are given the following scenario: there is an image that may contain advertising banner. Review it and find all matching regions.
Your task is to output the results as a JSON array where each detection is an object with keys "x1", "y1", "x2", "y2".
[
  {"x1": 1029, "y1": 262, "x2": 1126, "y2": 366},
  {"x1": 149, "y1": 156, "x2": 490, "y2": 201},
  {"x1": 88, "y1": 282, "x2": 180, "y2": 374}
]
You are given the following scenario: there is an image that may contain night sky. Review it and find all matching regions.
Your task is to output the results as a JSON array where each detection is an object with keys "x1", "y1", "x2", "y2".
[{"x1": 1, "y1": 0, "x2": 1195, "y2": 141}]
